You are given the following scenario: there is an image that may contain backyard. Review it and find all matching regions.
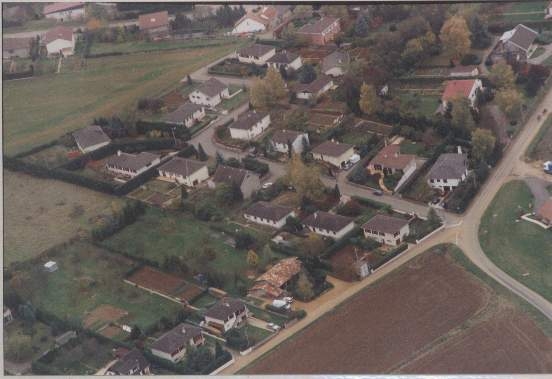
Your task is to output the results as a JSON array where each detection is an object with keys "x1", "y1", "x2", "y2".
[
  {"x1": 3, "y1": 42, "x2": 242, "y2": 156},
  {"x1": 479, "y1": 180, "x2": 552, "y2": 302}
]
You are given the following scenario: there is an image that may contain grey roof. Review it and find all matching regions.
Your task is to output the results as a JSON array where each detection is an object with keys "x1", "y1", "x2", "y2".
[
  {"x1": 427, "y1": 153, "x2": 468, "y2": 180},
  {"x1": 267, "y1": 50, "x2": 299, "y2": 64},
  {"x1": 321, "y1": 50, "x2": 349, "y2": 73},
  {"x1": 295, "y1": 75, "x2": 333, "y2": 94},
  {"x1": 204, "y1": 298, "x2": 247, "y2": 320},
  {"x1": 362, "y1": 214, "x2": 410, "y2": 234},
  {"x1": 237, "y1": 44, "x2": 275, "y2": 58},
  {"x1": 165, "y1": 103, "x2": 204, "y2": 124},
  {"x1": 245, "y1": 201, "x2": 294, "y2": 222},
  {"x1": 72, "y1": 125, "x2": 111, "y2": 149},
  {"x1": 106, "y1": 151, "x2": 159, "y2": 171},
  {"x1": 508, "y1": 24, "x2": 538, "y2": 51},
  {"x1": 229, "y1": 111, "x2": 269, "y2": 130},
  {"x1": 212, "y1": 165, "x2": 256, "y2": 186},
  {"x1": 303, "y1": 211, "x2": 354, "y2": 233},
  {"x1": 197, "y1": 78, "x2": 228, "y2": 98},
  {"x1": 158, "y1": 157, "x2": 206, "y2": 178},
  {"x1": 297, "y1": 17, "x2": 339, "y2": 35},
  {"x1": 108, "y1": 349, "x2": 149, "y2": 375},
  {"x1": 151, "y1": 324, "x2": 202, "y2": 354},
  {"x1": 311, "y1": 140, "x2": 353, "y2": 157},
  {"x1": 271, "y1": 129, "x2": 305, "y2": 144}
]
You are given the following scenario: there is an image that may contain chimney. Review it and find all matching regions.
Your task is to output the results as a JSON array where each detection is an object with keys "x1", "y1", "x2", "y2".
[
  {"x1": 181, "y1": 327, "x2": 186, "y2": 334},
  {"x1": 117, "y1": 150, "x2": 122, "y2": 156},
  {"x1": 457, "y1": 146, "x2": 462, "y2": 155}
]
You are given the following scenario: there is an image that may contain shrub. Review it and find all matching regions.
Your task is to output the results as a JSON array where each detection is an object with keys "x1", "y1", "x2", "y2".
[
  {"x1": 225, "y1": 328, "x2": 249, "y2": 350},
  {"x1": 460, "y1": 53, "x2": 481, "y2": 66},
  {"x1": 235, "y1": 231, "x2": 255, "y2": 250}
]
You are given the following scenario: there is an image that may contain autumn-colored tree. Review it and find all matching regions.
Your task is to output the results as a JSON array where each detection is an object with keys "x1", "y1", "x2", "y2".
[
  {"x1": 299, "y1": 232, "x2": 326, "y2": 257},
  {"x1": 249, "y1": 67, "x2": 287, "y2": 109},
  {"x1": 359, "y1": 83, "x2": 381, "y2": 115},
  {"x1": 294, "y1": 271, "x2": 314, "y2": 301},
  {"x1": 450, "y1": 96, "x2": 475, "y2": 132},
  {"x1": 488, "y1": 62, "x2": 516, "y2": 89},
  {"x1": 286, "y1": 154, "x2": 324, "y2": 200},
  {"x1": 86, "y1": 17, "x2": 105, "y2": 30},
  {"x1": 471, "y1": 128, "x2": 496, "y2": 163},
  {"x1": 246, "y1": 249, "x2": 259, "y2": 268},
  {"x1": 495, "y1": 88, "x2": 522, "y2": 119},
  {"x1": 439, "y1": 15, "x2": 471, "y2": 59}
]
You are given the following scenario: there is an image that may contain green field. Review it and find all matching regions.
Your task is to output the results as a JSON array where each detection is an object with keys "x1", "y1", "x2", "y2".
[
  {"x1": 10, "y1": 242, "x2": 181, "y2": 330},
  {"x1": 4, "y1": 320, "x2": 54, "y2": 364},
  {"x1": 3, "y1": 43, "x2": 241, "y2": 156},
  {"x1": 479, "y1": 180, "x2": 552, "y2": 302},
  {"x1": 89, "y1": 37, "x2": 242, "y2": 55},
  {"x1": 397, "y1": 93, "x2": 441, "y2": 118}
]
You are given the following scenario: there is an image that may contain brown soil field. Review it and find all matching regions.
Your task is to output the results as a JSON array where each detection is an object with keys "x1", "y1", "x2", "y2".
[
  {"x1": 99, "y1": 325, "x2": 125, "y2": 339},
  {"x1": 245, "y1": 246, "x2": 552, "y2": 374},
  {"x1": 127, "y1": 266, "x2": 186, "y2": 295},
  {"x1": 84, "y1": 305, "x2": 128, "y2": 329},
  {"x1": 3, "y1": 170, "x2": 122, "y2": 266}
]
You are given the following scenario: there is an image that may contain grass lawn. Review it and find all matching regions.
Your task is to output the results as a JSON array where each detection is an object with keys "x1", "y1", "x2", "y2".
[
  {"x1": 530, "y1": 47, "x2": 547, "y2": 59},
  {"x1": 244, "y1": 324, "x2": 273, "y2": 346},
  {"x1": 89, "y1": 37, "x2": 242, "y2": 55},
  {"x1": 526, "y1": 115, "x2": 552, "y2": 160},
  {"x1": 10, "y1": 242, "x2": 182, "y2": 330},
  {"x1": 543, "y1": 55, "x2": 552, "y2": 67},
  {"x1": 220, "y1": 89, "x2": 248, "y2": 111},
  {"x1": 3, "y1": 43, "x2": 242, "y2": 156},
  {"x1": 479, "y1": 180, "x2": 552, "y2": 302},
  {"x1": 397, "y1": 93, "x2": 440, "y2": 118},
  {"x1": 4, "y1": 320, "x2": 55, "y2": 363},
  {"x1": 247, "y1": 303, "x2": 288, "y2": 327},
  {"x1": 506, "y1": 0, "x2": 549, "y2": 13}
]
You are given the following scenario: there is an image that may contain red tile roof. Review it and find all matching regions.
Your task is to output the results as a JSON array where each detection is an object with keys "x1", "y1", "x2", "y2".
[
  {"x1": 369, "y1": 144, "x2": 416, "y2": 171},
  {"x1": 442, "y1": 79, "x2": 477, "y2": 102},
  {"x1": 138, "y1": 11, "x2": 169, "y2": 30},
  {"x1": 43, "y1": 2, "x2": 84, "y2": 15},
  {"x1": 42, "y1": 26, "x2": 73, "y2": 44},
  {"x1": 537, "y1": 199, "x2": 552, "y2": 223}
]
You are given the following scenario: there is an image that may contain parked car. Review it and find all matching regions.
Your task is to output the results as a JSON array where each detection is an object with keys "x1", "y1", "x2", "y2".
[
  {"x1": 373, "y1": 190, "x2": 383, "y2": 196},
  {"x1": 267, "y1": 323, "x2": 281, "y2": 331},
  {"x1": 283, "y1": 296, "x2": 293, "y2": 304},
  {"x1": 262, "y1": 182, "x2": 273, "y2": 189}
]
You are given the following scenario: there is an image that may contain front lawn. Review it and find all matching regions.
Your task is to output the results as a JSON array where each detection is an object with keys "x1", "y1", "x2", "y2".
[
  {"x1": 479, "y1": 180, "x2": 552, "y2": 302},
  {"x1": 220, "y1": 88, "x2": 248, "y2": 111}
]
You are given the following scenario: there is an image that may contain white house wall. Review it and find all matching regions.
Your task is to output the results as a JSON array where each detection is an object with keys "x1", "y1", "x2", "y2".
[{"x1": 232, "y1": 18, "x2": 266, "y2": 34}]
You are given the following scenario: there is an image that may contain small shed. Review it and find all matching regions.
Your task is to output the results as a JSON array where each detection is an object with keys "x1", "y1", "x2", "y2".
[
  {"x1": 44, "y1": 261, "x2": 58, "y2": 272},
  {"x1": 55, "y1": 330, "x2": 77, "y2": 347}
]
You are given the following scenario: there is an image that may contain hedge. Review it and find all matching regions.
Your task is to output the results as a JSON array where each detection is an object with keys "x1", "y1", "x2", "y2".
[
  {"x1": 136, "y1": 120, "x2": 192, "y2": 140},
  {"x1": 242, "y1": 156, "x2": 269, "y2": 177}
]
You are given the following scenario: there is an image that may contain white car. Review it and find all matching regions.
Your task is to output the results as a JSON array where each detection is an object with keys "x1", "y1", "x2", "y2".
[
  {"x1": 267, "y1": 323, "x2": 281, "y2": 331},
  {"x1": 262, "y1": 182, "x2": 273, "y2": 189},
  {"x1": 283, "y1": 296, "x2": 293, "y2": 304}
]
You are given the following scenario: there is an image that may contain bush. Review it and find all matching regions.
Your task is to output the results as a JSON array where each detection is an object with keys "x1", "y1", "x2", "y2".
[
  {"x1": 225, "y1": 328, "x2": 249, "y2": 350},
  {"x1": 536, "y1": 31, "x2": 552, "y2": 45},
  {"x1": 235, "y1": 231, "x2": 255, "y2": 250},
  {"x1": 460, "y1": 53, "x2": 481, "y2": 66},
  {"x1": 242, "y1": 156, "x2": 269, "y2": 177},
  {"x1": 136, "y1": 120, "x2": 191, "y2": 140}
]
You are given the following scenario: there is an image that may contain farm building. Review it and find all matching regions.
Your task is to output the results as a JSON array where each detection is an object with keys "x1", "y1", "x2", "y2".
[
  {"x1": 302, "y1": 211, "x2": 355, "y2": 239},
  {"x1": 208, "y1": 165, "x2": 261, "y2": 199},
  {"x1": 41, "y1": 26, "x2": 75, "y2": 56},
  {"x1": 165, "y1": 103, "x2": 205, "y2": 128},
  {"x1": 189, "y1": 78, "x2": 230, "y2": 107},
  {"x1": 157, "y1": 157, "x2": 209, "y2": 187},
  {"x1": 294, "y1": 75, "x2": 334, "y2": 100},
  {"x1": 362, "y1": 214, "x2": 410, "y2": 246},
  {"x1": 270, "y1": 129, "x2": 309, "y2": 154},
  {"x1": 138, "y1": 11, "x2": 170, "y2": 39},
  {"x1": 106, "y1": 349, "x2": 151, "y2": 375},
  {"x1": 43, "y1": 2, "x2": 85, "y2": 20},
  {"x1": 266, "y1": 50, "x2": 303, "y2": 71},
  {"x1": 321, "y1": 50, "x2": 350, "y2": 77},
  {"x1": 150, "y1": 323, "x2": 205, "y2": 363},
  {"x1": 536, "y1": 199, "x2": 552, "y2": 226},
  {"x1": 236, "y1": 44, "x2": 276, "y2": 65},
  {"x1": 296, "y1": 17, "x2": 341, "y2": 45},
  {"x1": 498, "y1": 24, "x2": 538, "y2": 61},
  {"x1": 204, "y1": 298, "x2": 249, "y2": 332},
  {"x1": 2, "y1": 37, "x2": 32, "y2": 59},
  {"x1": 427, "y1": 151, "x2": 469, "y2": 192},
  {"x1": 228, "y1": 111, "x2": 271, "y2": 140},
  {"x1": 249, "y1": 257, "x2": 302, "y2": 299},
  {"x1": 106, "y1": 151, "x2": 160, "y2": 177},
  {"x1": 311, "y1": 140, "x2": 355, "y2": 169},
  {"x1": 441, "y1": 79, "x2": 483, "y2": 108},
  {"x1": 244, "y1": 201, "x2": 296, "y2": 229},
  {"x1": 72, "y1": 124, "x2": 111, "y2": 153}
]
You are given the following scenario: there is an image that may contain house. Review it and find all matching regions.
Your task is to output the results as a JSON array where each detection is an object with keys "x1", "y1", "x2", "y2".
[
  {"x1": 244, "y1": 201, "x2": 296, "y2": 229},
  {"x1": 499, "y1": 24, "x2": 538, "y2": 61},
  {"x1": 248, "y1": 257, "x2": 302, "y2": 299},
  {"x1": 546, "y1": 1, "x2": 552, "y2": 19},
  {"x1": 321, "y1": 50, "x2": 350, "y2": 77},
  {"x1": 427, "y1": 151, "x2": 469, "y2": 192},
  {"x1": 266, "y1": 50, "x2": 303, "y2": 71},
  {"x1": 41, "y1": 26, "x2": 75, "y2": 56},
  {"x1": 2, "y1": 37, "x2": 31, "y2": 59},
  {"x1": 106, "y1": 349, "x2": 151, "y2": 376},
  {"x1": 294, "y1": 75, "x2": 334, "y2": 100},
  {"x1": 43, "y1": 2, "x2": 85, "y2": 21},
  {"x1": 44, "y1": 261, "x2": 58, "y2": 272},
  {"x1": 231, "y1": 5, "x2": 278, "y2": 35},
  {"x1": 157, "y1": 157, "x2": 209, "y2": 187},
  {"x1": 165, "y1": 103, "x2": 205, "y2": 128},
  {"x1": 4, "y1": 307, "x2": 14, "y2": 325},
  {"x1": 208, "y1": 165, "x2": 261, "y2": 199},
  {"x1": 270, "y1": 129, "x2": 309, "y2": 154},
  {"x1": 203, "y1": 298, "x2": 249, "y2": 333},
  {"x1": 236, "y1": 44, "x2": 276, "y2": 65},
  {"x1": 449, "y1": 65, "x2": 480, "y2": 78},
  {"x1": 368, "y1": 144, "x2": 417, "y2": 177},
  {"x1": 228, "y1": 111, "x2": 271, "y2": 140},
  {"x1": 72, "y1": 125, "x2": 111, "y2": 153},
  {"x1": 536, "y1": 199, "x2": 552, "y2": 226},
  {"x1": 296, "y1": 17, "x2": 341, "y2": 45},
  {"x1": 150, "y1": 324, "x2": 205, "y2": 363},
  {"x1": 362, "y1": 214, "x2": 410, "y2": 246},
  {"x1": 302, "y1": 211, "x2": 355, "y2": 239},
  {"x1": 441, "y1": 79, "x2": 483, "y2": 108},
  {"x1": 189, "y1": 78, "x2": 230, "y2": 107},
  {"x1": 106, "y1": 151, "x2": 161, "y2": 177},
  {"x1": 138, "y1": 11, "x2": 170, "y2": 39},
  {"x1": 311, "y1": 140, "x2": 355, "y2": 169}
]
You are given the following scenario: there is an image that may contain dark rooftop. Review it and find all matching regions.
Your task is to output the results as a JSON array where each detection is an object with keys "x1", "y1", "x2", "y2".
[
  {"x1": 72, "y1": 125, "x2": 111, "y2": 150},
  {"x1": 311, "y1": 140, "x2": 353, "y2": 157},
  {"x1": 158, "y1": 157, "x2": 206, "y2": 178},
  {"x1": 165, "y1": 103, "x2": 204, "y2": 124},
  {"x1": 362, "y1": 214, "x2": 410, "y2": 234},
  {"x1": 151, "y1": 324, "x2": 202, "y2": 354},
  {"x1": 204, "y1": 298, "x2": 247, "y2": 320},
  {"x1": 238, "y1": 44, "x2": 275, "y2": 57},
  {"x1": 427, "y1": 153, "x2": 468, "y2": 180},
  {"x1": 244, "y1": 201, "x2": 294, "y2": 222},
  {"x1": 303, "y1": 211, "x2": 354, "y2": 233},
  {"x1": 229, "y1": 111, "x2": 269, "y2": 130}
]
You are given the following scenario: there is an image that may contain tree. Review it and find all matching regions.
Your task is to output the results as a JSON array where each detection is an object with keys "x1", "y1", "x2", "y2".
[
  {"x1": 215, "y1": 182, "x2": 243, "y2": 205},
  {"x1": 235, "y1": 231, "x2": 255, "y2": 250},
  {"x1": 29, "y1": 35, "x2": 40, "y2": 61},
  {"x1": 298, "y1": 64, "x2": 316, "y2": 84},
  {"x1": 130, "y1": 325, "x2": 142, "y2": 340},
  {"x1": 468, "y1": 15, "x2": 491, "y2": 49},
  {"x1": 320, "y1": 5, "x2": 348, "y2": 19},
  {"x1": 354, "y1": 14, "x2": 368, "y2": 37},
  {"x1": 495, "y1": 88, "x2": 522, "y2": 119},
  {"x1": 333, "y1": 184, "x2": 341, "y2": 199},
  {"x1": 294, "y1": 271, "x2": 314, "y2": 301},
  {"x1": 246, "y1": 249, "x2": 259, "y2": 268},
  {"x1": 450, "y1": 97, "x2": 475, "y2": 133},
  {"x1": 215, "y1": 341, "x2": 224, "y2": 358},
  {"x1": 488, "y1": 62, "x2": 516, "y2": 89},
  {"x1": 186, "y1": 74, "x2": 193, "y2": 86},
  {"x1": 249, "y1": 67, "x2": 287, "y2": 109},
  {"x1": 181, "y1": 186, "x2": 188, "y2": 202},
  {"x1": 285, "y1": 108, "x2": 308, "y2": 131},
  {"x1": 439, "y1": 15, "x2": 471, "y2": 59},
  {"x1": 197, "y1": 143, "x2": 208, "y2": 161},
  {"x1": 359, "y1": 83, "x2": 381, "y2": 115},
  {"x1": 18, "y1": 302, "x2": 36, "y2": 330},
  {"x1": 299, "y1": 232, "x2": 326, "y2": 257},
  {"x1": 427, "y1": 208, "x2": 441, "y2": 229},
  {"x1": 286, "y1": 154, "x2": 324, "y2": 200},
  {"x1": 471, "y1": 128, "x2": 496, "y2": 163},
  {"x1": 525, "y1": 65, "x2": 550, "y2": 97},
  {"x1": 187, "y1": 346, "x2": 214, "y2": 372}
]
